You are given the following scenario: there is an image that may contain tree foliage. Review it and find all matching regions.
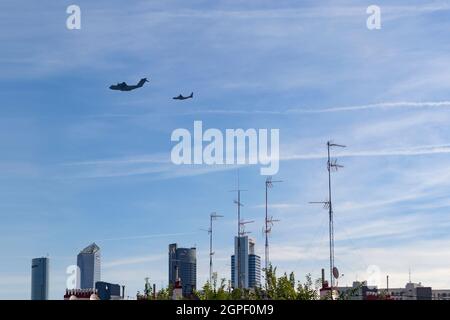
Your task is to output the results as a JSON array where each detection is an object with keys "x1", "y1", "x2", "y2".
[
  {"x1": 265, "y1": 264, "x2": 319, "y2": 300},
  {"x1": 195, "y1": 273, "x2": 232, "y2": 300},
  {"x1": 145, "y1": 265, "x2": 321, "y2": 300}
]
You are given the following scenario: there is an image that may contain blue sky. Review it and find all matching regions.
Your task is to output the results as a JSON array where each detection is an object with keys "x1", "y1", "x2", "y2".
[{"x1": 2, "y1": 0, "x2": 450, "y2": 299}]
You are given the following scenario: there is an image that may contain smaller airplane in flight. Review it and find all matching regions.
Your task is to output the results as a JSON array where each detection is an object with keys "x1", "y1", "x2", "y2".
[
  {"x1": 173, "y1": 92, "x2": 194, "y2": 100},
  {"x1": 109, "y1": 78, "x2": 149, "y2": 91}
]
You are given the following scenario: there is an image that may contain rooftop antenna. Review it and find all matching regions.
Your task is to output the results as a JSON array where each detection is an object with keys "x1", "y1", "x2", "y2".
[
  {"x1": 409, "y1": 267, "x2": 411, "y2": 283},
  {"x1": 204, "y1": 212, "x2": 223, "y2": 285},
  {"x1": 264, "y1": 176, "x2": 282, "y2": 274},
  {"x1": 236, "y1": 219, "x2": 254, "y2": 289},
  {"x1": 229, "y1": 170, "x2": 247, "y2": 289},
  {"x1": 309, "y1": 140, "x2": 345, "y2": 300},
  {"x1": 240, "y1": 219, "x2": 255, "y2": 236}
]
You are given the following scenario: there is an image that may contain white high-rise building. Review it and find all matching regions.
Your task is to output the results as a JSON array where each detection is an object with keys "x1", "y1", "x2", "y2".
[{"x1": 231, "y1": 236, "x2": 261, "y2": 289}]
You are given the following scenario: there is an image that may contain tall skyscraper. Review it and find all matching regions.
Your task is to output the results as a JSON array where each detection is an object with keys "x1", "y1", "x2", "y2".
[
  {"x1": 232, "y1": 236, "x2": 249, "y2": 289},
  {"x1": 77, "y1": 243, "x2": 101, "y2": 289},
  {"x1": 231, "y1": 236, "x2": 261, "y2": 289},
  {"x1": 168, "y1": 243, "x2": 196, "y2": 296},
  {"x1": 31, "y1": 257, "x2": 49, "y2": 300},
  {"x1": 248, "y1": 239, "x2": 261, "y2": 288}
]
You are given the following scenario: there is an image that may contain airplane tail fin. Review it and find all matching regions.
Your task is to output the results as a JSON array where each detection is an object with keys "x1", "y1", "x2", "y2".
[
  {"x1": 137, "y1": 78, "x2": 149, "y2": 87},
  {"x1": 190, "y1": 92, "x2": 193, "y2": 98}
]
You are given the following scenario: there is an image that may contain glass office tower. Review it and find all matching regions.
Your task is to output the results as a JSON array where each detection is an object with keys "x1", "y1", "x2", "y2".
[
  {"x1": 169, "y1": 243, "x2": 197, "y2": 296},
  {"x1": 31, "y1": 257, "x2": 49, "y2": 300},
  {"x1": 231, "y1": 236, "x2": 261, "y2": 289},
  {"x1": 77, "y1": 243, "x2": 101, "y2": 289}
]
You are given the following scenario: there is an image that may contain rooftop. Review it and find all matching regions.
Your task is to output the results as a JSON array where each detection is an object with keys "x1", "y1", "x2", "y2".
[{"x1": 79, "y1": 243, "x2": 100, "y2": 254}]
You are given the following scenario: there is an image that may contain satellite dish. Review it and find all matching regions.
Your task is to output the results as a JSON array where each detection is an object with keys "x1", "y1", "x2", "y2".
[{"x1": 333, "y1": 267, "x2": 340, "y2": 279}]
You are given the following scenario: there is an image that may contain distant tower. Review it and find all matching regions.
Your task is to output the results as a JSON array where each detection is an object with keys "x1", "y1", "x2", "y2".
[
  {"x1": 77, "y1": 243, "x2": 101, "y2": 289},
  {"x1": 231, "y1": 236, "x2": 261, "y2": 289},
  {"x1": 31, "y1": 257, "x2": 49, "y2": 300}
]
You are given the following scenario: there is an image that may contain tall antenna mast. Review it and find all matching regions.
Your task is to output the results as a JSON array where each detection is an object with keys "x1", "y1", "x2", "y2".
[
  {"x1": 230, "y1": 170, "x2": 247, "y2": 289},
  {"x1": 264, "y1": 177, "x2": 282, "y2": 273},
  {"x1": 310, "y1": 140, "x2": 345, "y2": 299},
  {"x1": 207, "y1": 212, "x2": 223, "y2": 285}
]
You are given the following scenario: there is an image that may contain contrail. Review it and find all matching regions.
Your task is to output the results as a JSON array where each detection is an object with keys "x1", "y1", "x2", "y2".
[
  {"x1": 282, "y1": 144, "x2": 450, "y2": 161},
  {"x1": 301, "y1": 101, "x2": 450, "y2": 113},
  {"x1": 64, "y1": 154, "x2": 170, "y2": 166},
  {"x1": 87, "y1": 101, "x2": 450, "y2": 118},
  {"x1": 179, "y1": 101, "x2": 450, "y2": 116}
]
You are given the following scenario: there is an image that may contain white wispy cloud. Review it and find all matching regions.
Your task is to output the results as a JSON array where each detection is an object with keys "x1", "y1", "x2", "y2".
[
  {"x1": 266, "y1": 236, "x2": 450, "y2": 289},
  {"x1": 252, "y1": 203, "x2": 302, "y2": 210},
  {"x1": 103, "y1": 254, "x2": 164, "y2": 268},
  {"x1": 3, "y1": 0, "x2": 449, "y2": 79},
  {"x1": 99, "y1": 232, "x2": 199, "y2": 242},
  {"x1": 282, "y1": 144, "x2": 450, "y2": 161},
  {"x1": 177, "y1": 101, "x2": 450, "y2": 116},
  {"x1": 63, "y1": 154, "x2": 170, "y2": 166},
  {"x1": 62, "y1": 161, "x2": 241, "y2": 180},
  {"x1": 135, "y1": 3, "x2": 450, "y2": 20},
  {"x1": 60, "y1": 142, "x2": 450, "y2": 180}
]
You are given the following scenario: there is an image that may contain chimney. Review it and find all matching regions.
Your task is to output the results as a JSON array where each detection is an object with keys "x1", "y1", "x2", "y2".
[
  {"x1": 121, "y1": 285, "x2": 125, "y2": 299},
  {"x1": 321, "y1": 268, "x2": 325, "y2": 287}
]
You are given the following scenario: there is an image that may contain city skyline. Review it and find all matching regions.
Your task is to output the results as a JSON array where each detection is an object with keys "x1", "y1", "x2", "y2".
[{"x1": 2, "y1": 0, "x2": 450, "y2": 299}]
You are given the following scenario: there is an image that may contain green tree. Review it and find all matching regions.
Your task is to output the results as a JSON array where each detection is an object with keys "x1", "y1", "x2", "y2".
[
  {"x1": 156, "y1": 286, "x2": 171, "y2": 300},
  {"x1": 296, "y1": 274, "x2": 318, "y2": 300},
  {"x1": 231, "y1": 288, "x2": 243, "y2": 300},
  {"x1": 265, "y1": 264, "x2": 278, "y2": 299},
  {"x1": 195, "y1": 281, "x2": 213, "y2": 300},
  {"x1": 276, "y1": 272, "x2": 297, "y2": 300},
  {"x1": 195, "y1": 273, "x2": 231, "y2": 300},
  {"x1": 215, "y1": 278, "x2": 231, "y2": 300},
  {"x1": 195, "y1": 264, "x2": 322, "y2": 300},
  {"x1": 250, "y1": 286, "x2": 264, "y2": 300}
]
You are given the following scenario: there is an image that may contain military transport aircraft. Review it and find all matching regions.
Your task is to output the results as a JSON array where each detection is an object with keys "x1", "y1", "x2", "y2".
[
  {"x1": 109, "y1": 78, "x2": 149, "y2": 91},
  {"x1": 173, "y1": 92, "x2": 194, "y2": 100}
]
